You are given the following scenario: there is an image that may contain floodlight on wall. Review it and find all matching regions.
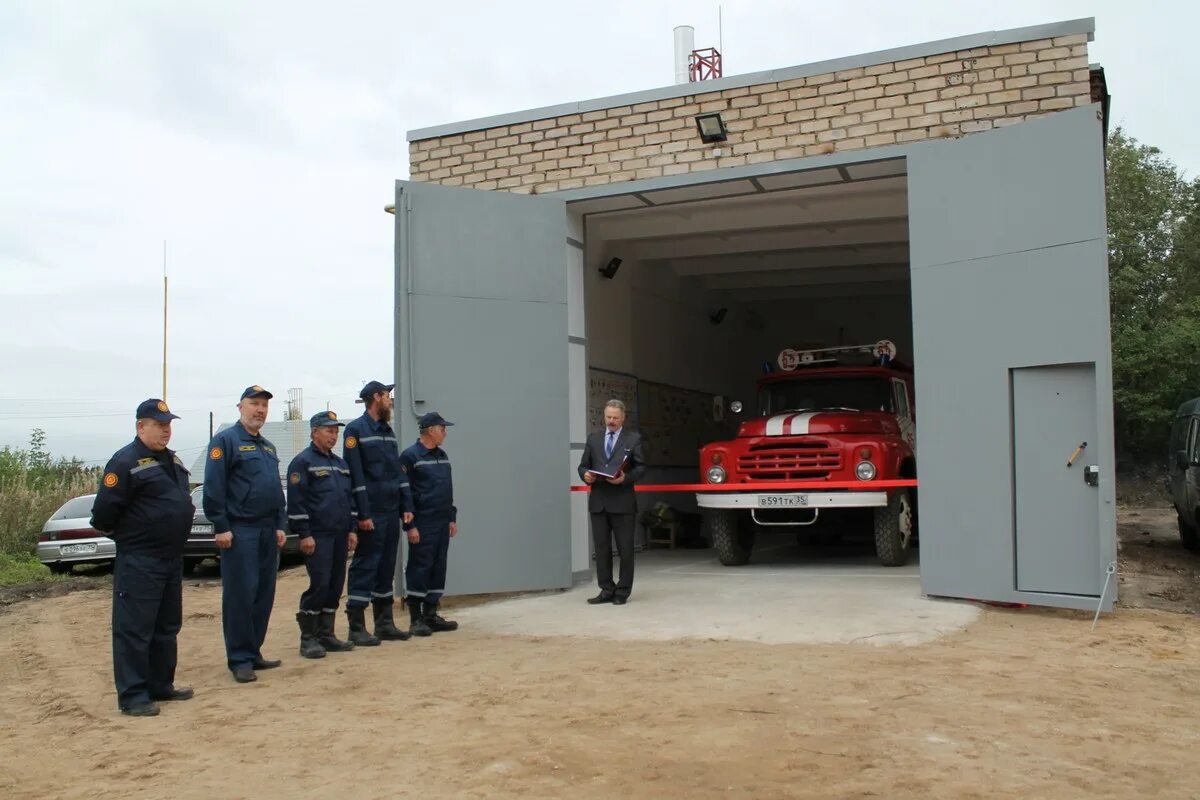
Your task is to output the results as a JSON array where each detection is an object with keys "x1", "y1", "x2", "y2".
[
  {"x1": 694, "y1": 112, "x2": 728, "y2": 143},
  {"x1": 598, "y1": 257, "x2": 623, "y2": 279},
  {"x1": 709, "y1": 307, "x2": 728, "y2": 325}
]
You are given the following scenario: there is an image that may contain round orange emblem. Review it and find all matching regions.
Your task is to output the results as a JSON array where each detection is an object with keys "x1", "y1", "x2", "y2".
[
  {"x1": 103, "y1": 473, "x2": 119, "y2": 488},
  {"x1": 289, "y1": 472, "x2": 301, "y2": 484},
  {"x1": 157, "y1": 401, "x2": 169, "y2": 412},
  {"x1": 328, "y1": 411, "x2": 337, "y2": 421},
  {"x1": 210, "y1": 446, "x2": 223, "y2": 460},
  {"x1": 345, "y1": 436, "x2": 357, "y2": 449}
]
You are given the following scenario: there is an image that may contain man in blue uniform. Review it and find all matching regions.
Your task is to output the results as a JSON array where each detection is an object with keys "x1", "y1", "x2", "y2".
[
  {"x1": 286, "y1": 410, "x2": 358, "y2": 659},
  {"x1": 401, "y1": 411, "x2": 459, "y2": 636},
  {"x1": 91, "y1": 399, "x2": 195, "y2": 716},
  {"x1": 204, "y1": 385, "x2": 287, "y2": 684},
  {"x1": 343, "y1": 380, "x2": 413, "y2": 645}
]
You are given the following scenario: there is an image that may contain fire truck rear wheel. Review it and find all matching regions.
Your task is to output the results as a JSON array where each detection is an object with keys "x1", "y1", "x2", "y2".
[
  {"x1": 707, "y1": 509, "x2": 754, "y2": 566},
  {"x1": 873, "y1": 489, "x2": 913, "y2": 567}
]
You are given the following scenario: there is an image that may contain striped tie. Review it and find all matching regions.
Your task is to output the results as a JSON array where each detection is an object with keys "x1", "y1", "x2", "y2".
[{"x1": 605, "y1": 431, "x2": 615, "y2": 459}]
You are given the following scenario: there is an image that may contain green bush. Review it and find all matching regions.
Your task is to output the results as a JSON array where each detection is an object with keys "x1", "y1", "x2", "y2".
[{"x1": 0, "y1": 429, "x2": 99, "y2": 557}]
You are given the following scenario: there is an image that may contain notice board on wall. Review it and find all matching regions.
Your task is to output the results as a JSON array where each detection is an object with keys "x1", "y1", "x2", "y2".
[
  {"x1": 636, "y1": 379, "x2": 726, "y2": 467},
  {"x1": 587, "y1": 368, "x2": 639, "y2": 431}
]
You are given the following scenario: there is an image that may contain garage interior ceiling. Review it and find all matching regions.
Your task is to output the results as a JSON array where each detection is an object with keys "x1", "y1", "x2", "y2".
[{"x1": 576, "y1": 159, "x2": 909, "y2": 302}]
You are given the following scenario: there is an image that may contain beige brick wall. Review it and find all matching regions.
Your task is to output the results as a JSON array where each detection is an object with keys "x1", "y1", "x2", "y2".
[{"x1": 409, "y1": 34, "x2": 1091, "y2": 195}]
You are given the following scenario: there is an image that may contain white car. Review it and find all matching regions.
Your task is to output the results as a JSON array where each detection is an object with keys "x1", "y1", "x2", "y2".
[{"x1": 36, "y1": 493, "x2": 116, "y2": 574}]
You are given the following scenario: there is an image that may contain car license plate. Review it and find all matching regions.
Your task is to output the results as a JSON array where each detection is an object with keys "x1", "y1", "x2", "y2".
[
  {"x1": 758, "y1": 494, "x2": 808, "y2": 508},
  {"x1": 191, "y1": 525, "x2": 213, "y2": 534},
  {"x1": 60, "y1": 543, "x2": 98, "y2": 555}
]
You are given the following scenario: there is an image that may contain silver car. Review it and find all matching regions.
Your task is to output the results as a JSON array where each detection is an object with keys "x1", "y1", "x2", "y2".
[{"x1": 37, "y1": 493, "x2": 116, "y2": 574}]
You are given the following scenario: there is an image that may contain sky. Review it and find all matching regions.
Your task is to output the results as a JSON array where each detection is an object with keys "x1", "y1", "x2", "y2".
[{"x1": 1, "y1": 0, "x2": 1197, "y2": 468}]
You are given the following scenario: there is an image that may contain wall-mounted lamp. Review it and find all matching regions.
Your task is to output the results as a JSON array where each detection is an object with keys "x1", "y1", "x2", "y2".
[
  {"x1": 695, "y1": 112, "x2": 728, "y2": 144},
  {"x1": 709, "y1": 307, "x2": 728, "y2": 325},
  {"x1": 598, "y1": 257, "x2": 623, "y2": 279}
]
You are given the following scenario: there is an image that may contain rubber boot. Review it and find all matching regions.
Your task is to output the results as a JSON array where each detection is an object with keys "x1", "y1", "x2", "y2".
[
  {"x1": 424, "y1": 603, "x2": 459, "y2": 632},
  {"x1": 346, "y1": 606, "x2": 380, "y2": 647},
  {"x1": 317, "y1": 611, "x2": 355, "y2": 652},
  {"x1": 408, "y1": 600, "x2": 433, "y2": 637},
  {"x1": 372, "y1": 598, "x2": 412, "y2": 641},
  {"x1": 297, "y1": 612, "x2": 326, "y2": 659}
]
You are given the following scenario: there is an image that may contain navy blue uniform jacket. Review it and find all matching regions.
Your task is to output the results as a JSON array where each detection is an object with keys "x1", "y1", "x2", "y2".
[
  {"x1": 202, "y1": 422, "x2": 286, "y2": 532},
  {"x1": 90, "y1": 438, "x2": 193, "y2": 559},
  {"x1": 286, "y1": 444, "x2": 355, "y2": 538}
]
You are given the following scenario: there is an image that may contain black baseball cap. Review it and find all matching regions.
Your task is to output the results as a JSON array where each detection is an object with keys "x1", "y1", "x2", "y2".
[
  {"x1": 136, "y1": 398, "x2": 180, "y2": 422},
  {"x1": 310, "y1": 410, "x2": 345, "y2": 428},
  {"x1": 240, "y1": 385, "x2": 273, "y2": 400},
  {"x1": 358, "y1": 380, "x2": 395, "y2": 400},
  {"x1": 417, "y1": 411, "x2": 454, "y2": 429}
]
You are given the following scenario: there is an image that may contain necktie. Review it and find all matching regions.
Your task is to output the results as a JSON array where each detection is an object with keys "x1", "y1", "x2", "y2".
[{"x1": 605, "y1": 431, "x2": 615, "y2": 459}]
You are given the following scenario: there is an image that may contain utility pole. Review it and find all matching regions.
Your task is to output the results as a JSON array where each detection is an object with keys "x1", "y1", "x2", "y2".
[{"x1": 162, "y1": 240, "x2": 168, "y2": 401}]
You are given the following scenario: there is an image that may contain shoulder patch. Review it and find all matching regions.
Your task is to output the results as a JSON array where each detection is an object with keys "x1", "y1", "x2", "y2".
[
  {"x1": 210, "y1": 446, "x2": 223, "y2": 460},
  {"x1": 103, "y1": 472, "x2": 119, "y2": 488},
  {"x1": 345, "y1": 436, "x2": 357, "y2": 449},
  {"x1": 289, "y1": 472, "x2": 301, "y2": 484}
]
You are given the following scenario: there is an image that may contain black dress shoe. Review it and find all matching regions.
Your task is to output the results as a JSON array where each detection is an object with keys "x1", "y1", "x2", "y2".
[
  {"x1": 587, "y1": 592, "x2": 614, "y2": 605},
  {"x1": 120, "y1": 702, "x2": 160, "y2": 717},
  {"x1": 252, "y1": 657, "x2": 282, "y2": 670},
  {"x1": 151, "y1": 687, "x2": 194, "y2": 702},
  {"x1": 233, "y1": 666, "x2": 258, "y2": 683},
  {"x1": 612, "y1": 596, "x2": 628, "y2": 605}
]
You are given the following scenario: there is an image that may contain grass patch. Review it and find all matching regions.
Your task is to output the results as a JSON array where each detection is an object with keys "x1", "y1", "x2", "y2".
[{"x1": 0, "y1": 552, "x2": 65, "y2": 587}]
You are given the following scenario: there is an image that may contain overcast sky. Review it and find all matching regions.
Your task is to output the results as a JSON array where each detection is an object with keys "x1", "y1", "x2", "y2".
[{"x1": 2, "y1": 0, "x2": 1196, "y2": 468}]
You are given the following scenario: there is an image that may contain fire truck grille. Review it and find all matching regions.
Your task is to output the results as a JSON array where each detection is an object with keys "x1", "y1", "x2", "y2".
[{"x1": 737, "y1": 440, "x2": 842, "y2": 480}]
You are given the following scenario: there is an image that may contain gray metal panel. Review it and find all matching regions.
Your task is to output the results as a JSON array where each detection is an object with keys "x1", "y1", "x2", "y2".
[
  {"x1": 1013, "y1": 364, "x2": 1101, "y2": 595},
  {"x1": 408, "y1": 19, "x2": 1094, "y2": 141},
  {"x1": 908, "y1": 106, "x2": 1115, "y2": 609},
  {"x1": 395, "y1": 181, "x2": 571, "y2": 594}
]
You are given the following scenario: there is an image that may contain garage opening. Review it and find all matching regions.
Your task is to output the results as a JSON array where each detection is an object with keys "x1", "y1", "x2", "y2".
[{"x1": 574, "y1": 157, "x2": 915, "y2": 568}]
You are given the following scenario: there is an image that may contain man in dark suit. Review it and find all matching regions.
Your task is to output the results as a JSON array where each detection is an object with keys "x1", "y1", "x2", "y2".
[{"x1": 577, "y1": 399, "x2": 646, "y2": 605}]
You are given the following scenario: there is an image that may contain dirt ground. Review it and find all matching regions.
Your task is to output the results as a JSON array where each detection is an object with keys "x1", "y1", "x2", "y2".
[{"x1": 2, "y1": 508, "x2": 1199, "y2": 799}]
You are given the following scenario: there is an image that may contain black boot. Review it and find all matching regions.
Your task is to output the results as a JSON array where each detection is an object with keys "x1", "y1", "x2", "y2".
[
  {"x1": 346, "y1": 606, "x2": 380, "y2": 647},
  {"x1": 318, "y1": 611, "x2": 355, "y2": 652},
  {"x1": 424, "y1": 603, "x2": 459, "y2": 632},
  {"x1": 297, "y1": 612, "x2": 326, "y2": 659},
  {"x1": 372, "y1": 598, "x2": 412, "y2": 641},
  {"x1": 408, "y1": 600, "x2": 433, "y2": 637}
]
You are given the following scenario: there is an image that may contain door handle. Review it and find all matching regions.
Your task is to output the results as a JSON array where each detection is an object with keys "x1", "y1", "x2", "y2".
[{"x1": 1083, "y1": 465, "x2": 1100, "y2": 487}]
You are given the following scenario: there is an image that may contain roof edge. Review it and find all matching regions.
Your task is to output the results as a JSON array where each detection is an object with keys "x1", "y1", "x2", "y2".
[{"x1": 407, "y1": 17, "x2": 1095, "y2": 142}]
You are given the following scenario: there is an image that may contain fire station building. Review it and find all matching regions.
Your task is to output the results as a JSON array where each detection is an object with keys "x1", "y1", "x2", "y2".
[{"x1": 392, "y1": 17, "x2": 1116, "y2": 611}]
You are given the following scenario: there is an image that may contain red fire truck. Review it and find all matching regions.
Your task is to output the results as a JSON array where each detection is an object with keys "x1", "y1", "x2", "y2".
[{"x1": 697, "y1": 341, "x2": 917, "y2": 567}]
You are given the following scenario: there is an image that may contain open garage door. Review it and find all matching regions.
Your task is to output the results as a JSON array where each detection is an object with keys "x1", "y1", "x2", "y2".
[
  {"x1": 908, "y1": 106, "x2": 1116, "y2": 609},
  {"x1": 394, "y1": 181, "x2": 571, "y2": 594}
]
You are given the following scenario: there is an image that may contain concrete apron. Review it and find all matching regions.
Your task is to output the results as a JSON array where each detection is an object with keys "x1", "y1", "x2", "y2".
[{"x1": 457, "y1": 534, "x2": 980, "y2": 646}]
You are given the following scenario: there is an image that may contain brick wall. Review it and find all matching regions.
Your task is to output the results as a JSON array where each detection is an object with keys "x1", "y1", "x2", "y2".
[{"x1": 409, "y1": 34, "x2": 1091, "y2": 195}]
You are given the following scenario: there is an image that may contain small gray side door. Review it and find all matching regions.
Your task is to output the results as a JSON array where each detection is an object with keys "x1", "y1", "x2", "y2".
[
  {"x1": 395, "y1": 181, "x2": 570, "y2": 594},
  {"x1": 1013, "y1": 363, "x2": 1101, "y2": 594}
]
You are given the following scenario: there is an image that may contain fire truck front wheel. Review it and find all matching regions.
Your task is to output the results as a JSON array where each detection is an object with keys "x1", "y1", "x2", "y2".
[
  {"x1": 873, "y1": 489, "x2": 914, "y2": 567},
  {"x1": 707, "y1": 509, "x2": 755, "y2": 566}
]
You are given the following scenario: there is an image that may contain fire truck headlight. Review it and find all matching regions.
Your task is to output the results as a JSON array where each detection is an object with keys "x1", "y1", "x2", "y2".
[
  {"x1": 855, "y1": 461, "x2": 877, "y2": 481},
  {"x1": 706, "y1": 466, "x2": 727, "y2": 484}
]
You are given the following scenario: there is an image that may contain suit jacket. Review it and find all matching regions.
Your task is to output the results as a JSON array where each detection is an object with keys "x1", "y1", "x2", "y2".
[{"x1": 577, "y1": 428, "x2": 647, "y2": 514}]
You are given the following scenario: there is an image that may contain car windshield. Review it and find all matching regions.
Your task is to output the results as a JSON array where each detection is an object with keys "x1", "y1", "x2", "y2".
[
  {"x1": 759, "y1": 376, "x2": 894, "y2": 416},
  {"x1": 53, "y1": 495, "x2": 97, "y2": 520}
]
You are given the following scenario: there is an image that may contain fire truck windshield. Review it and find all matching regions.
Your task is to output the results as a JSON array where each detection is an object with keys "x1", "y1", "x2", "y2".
[{"x1": 758, "y1": 376, "x2": 895, "y2": 416}]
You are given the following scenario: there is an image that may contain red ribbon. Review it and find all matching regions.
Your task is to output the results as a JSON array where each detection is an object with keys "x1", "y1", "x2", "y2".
[{"x1": 570, "y1": 479, "x2": 918, "y2": 492}]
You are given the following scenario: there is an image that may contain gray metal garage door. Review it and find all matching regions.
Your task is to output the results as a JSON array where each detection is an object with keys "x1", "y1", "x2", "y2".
[
  {"x1": 393, "y1": 180, "x2": 572, "y2": 595},
  {"x1": 908, "y1": 106, "x2": 1116, "y2": 609}
]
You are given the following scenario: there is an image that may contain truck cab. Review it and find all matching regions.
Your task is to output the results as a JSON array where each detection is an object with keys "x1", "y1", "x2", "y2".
[
  {"x1": 1169, "y1": 397, "x2": 1200, "y2": 550},
  {"x1": 697, "y1": 341, "x2": 917, "y2": 566}
]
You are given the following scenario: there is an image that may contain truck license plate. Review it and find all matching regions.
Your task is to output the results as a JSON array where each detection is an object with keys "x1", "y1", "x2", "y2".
[
  {"x1": 60, "y1": 543, "x2": 98, "y2": 555},
  {"x1": 758, "y1": 494, "x2": 808, "y2": 508}
]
